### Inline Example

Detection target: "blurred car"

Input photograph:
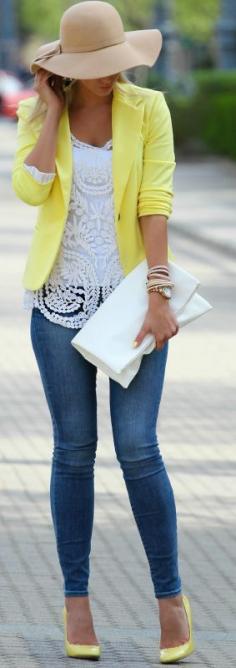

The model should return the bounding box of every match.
[0,70,36,119]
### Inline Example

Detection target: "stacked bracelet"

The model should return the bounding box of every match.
[146,264,175,293]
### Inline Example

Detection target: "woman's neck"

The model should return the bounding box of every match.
[70,82,113,111]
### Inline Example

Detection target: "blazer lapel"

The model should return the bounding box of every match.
[112,85,145,221]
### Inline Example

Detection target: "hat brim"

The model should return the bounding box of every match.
[30,29,162,79]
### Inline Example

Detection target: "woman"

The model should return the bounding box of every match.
[12,1,196,663]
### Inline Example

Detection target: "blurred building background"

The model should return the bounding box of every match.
[0,0,18,71]
[1,0,236,157]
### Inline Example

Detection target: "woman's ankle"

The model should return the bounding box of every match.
[157,593,183,608]
[65,595,90,611]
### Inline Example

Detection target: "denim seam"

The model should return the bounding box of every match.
[30,310,59,444]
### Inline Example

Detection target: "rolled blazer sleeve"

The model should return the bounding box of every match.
[12,101,55,206]
[138,92,176,219]
[23,163,56,183]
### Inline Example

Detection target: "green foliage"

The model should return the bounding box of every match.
[16,0,157,38]
[147,69,236,159]
[168,70,236,159]
[16,0,220,48]
[199,94,236,159]
[167,96,197,147]
[16,0,220,44]
[142,70,167,92]
[193,69,236,93]
[112,0,156,30]
[173,0,220,41]
[17,0,72,38]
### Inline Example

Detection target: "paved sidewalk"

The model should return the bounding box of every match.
[0,119,236,667]
[170,155,236,257]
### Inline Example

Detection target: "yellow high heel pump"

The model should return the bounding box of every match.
[160,594,196,664]
[63,606,101,659]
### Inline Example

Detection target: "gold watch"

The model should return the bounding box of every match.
[155,286,172,299]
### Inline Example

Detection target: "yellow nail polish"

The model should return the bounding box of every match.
[132,340,138,347]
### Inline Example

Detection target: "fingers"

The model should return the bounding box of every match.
[33,69,48,83]
[171,323,179,337]
[32,70,65,109]
[155,323,179,350]
[33,69,53,86]
[33,68,50,92]
[155,337,167,351]
[35,67,50,78]
[132,324,149,348]
[133,324,179,349]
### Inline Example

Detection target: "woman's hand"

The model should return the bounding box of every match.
[33,68,65,116]
[133,293,179,351]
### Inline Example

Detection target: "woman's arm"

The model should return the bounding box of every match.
[134,93,179,350]
[133,213,179,350]
[23,106,61,172]
[139,213,170,318]
[12,110,58,205]
[139,213,168,267]
[139,213,172,314]
[12,69,65,205]
[135,214,179,350]
[24,69,65,171]
[137,92,176,220]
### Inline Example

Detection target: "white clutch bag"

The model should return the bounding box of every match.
[71,260,213,388]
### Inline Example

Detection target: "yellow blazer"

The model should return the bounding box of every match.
[12,81,176,290]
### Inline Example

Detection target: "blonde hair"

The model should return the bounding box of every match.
[27,71,134,124]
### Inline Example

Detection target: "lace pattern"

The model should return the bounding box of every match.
[23,134,125,328]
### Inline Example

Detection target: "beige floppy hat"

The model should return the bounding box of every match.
[30,0,162,79]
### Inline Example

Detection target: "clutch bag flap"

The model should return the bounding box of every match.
[71,259,212,387]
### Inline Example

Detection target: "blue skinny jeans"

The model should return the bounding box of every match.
[30,306,182,600]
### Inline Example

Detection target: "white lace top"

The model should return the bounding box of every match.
[23,132,125,329]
